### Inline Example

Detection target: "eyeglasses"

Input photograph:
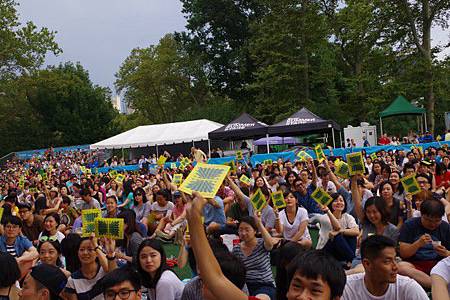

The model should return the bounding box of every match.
[5,225,19,230]
[104,289,137,300]
[39,235,58,242]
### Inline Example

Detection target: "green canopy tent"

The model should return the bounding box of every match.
[379,96,427,135]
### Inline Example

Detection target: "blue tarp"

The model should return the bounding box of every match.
[16,145,91,160]
[248,141,450,165]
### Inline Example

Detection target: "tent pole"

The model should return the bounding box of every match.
[424,113,428,132]
[207,139,211,159]
[266,134,270,154]
[156,145,159,157]
[121,148,124,161]
[417,116,420,132]
[380,117,383,136]
[339,131,343,148]
[332,128,336,148]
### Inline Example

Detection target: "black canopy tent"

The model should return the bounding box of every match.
[268,107,341,147]
[208,113,271,152]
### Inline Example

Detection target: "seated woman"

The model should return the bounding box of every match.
[320,193,359,265]
[63,235,116,300]
[274,191,312,249]
[38,212,65,243]
[227,176,276,233]
[37,238,71,277]
[154,191,186,240]
[232,214,276,299]
[136,239,184,300]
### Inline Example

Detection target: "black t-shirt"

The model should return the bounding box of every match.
[399,217,450,261]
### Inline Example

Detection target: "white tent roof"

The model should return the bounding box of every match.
[90,119,223,150]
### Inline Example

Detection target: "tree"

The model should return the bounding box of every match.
[26,63,118,146]
[0,0,61,80]
[115,34,228,124]
[247,0,338,123]
[389,0,450,132]
[175,0,265,102]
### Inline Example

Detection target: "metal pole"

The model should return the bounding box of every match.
[340,131,343,148]
[424,113,428,132]
[207,139,211,159]
[121,148,124,160]
[156,145,159,157]
[266,134,270,154]
[380,117,383,136]
[332,128,336,148]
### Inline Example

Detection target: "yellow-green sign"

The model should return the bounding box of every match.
[250,188,267,212]
[311,187,333,207]
[179,163,230,198]
[346,152,365,175]
[271,191,286,209]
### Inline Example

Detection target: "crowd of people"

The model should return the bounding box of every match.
[0,143,449,300]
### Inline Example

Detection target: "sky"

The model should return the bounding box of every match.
[16,0,187,91]
[16,1,450,93]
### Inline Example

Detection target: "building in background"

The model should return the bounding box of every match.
[111,95,133,114]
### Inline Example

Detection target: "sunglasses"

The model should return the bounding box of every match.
[39,235,58,242]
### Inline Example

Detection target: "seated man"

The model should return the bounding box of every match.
[343,235,428,300]
[202,195,227,236]
[0,216,38,269]
[101,266,142,300]
[398,198,450,288]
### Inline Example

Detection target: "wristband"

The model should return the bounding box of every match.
[106,254,116,261]
[95,246,101,252]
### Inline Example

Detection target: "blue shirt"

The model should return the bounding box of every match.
[399,217,450,261]
[203,196,226,226]
[0,235,33,257]
[294,184,322,214]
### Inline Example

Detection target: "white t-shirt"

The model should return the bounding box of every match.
[430,256,450,293]
[150,202,174,217]
[143,270,184,300]
[279,207,310,241]
[342,273,428,300]
[317,179,337,194]
[38,231,65,243]
[338,213,358,230]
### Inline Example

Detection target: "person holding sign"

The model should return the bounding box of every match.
[226,176,276,233]
[63,234,117,300]
[232,213,276,299]
[274,191,312,249]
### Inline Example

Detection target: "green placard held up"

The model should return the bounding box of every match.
[400,173,421,195]
[239,174,251,186]
[311,187,333,207]
[334,160,350,179]
[314,145,326,163]
[271,191,286,209]
[263,159,273,166]
[172,174,183,185]
[236,150,244,161]
[346,152,366,176]
[250,188,267,212]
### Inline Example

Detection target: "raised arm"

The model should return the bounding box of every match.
[351,175,364,223]
[309,158,318,187]
[226,176,246,203]
[325,159,342,190]
[254,212,275,251]
[186,192,248,300]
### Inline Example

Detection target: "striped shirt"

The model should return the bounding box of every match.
[6,244,17,257]
[64,264,105,300]
[232,238,274,286]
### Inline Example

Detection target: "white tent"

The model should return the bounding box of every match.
[90,119,223,150]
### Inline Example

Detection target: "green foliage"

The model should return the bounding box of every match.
[26,63,118,146]
[0,0,61,80]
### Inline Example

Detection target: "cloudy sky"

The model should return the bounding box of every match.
[17,0,187,91]
[16,1,449,92]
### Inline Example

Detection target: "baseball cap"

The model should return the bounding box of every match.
[30,264,67,299]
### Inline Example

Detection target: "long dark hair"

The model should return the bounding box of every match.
[60,233,82,273]
[41,212,61,236]
[251,176,270,197]
[133,187,148,206]
[117,210,142,248]
[37,240,63,267]
[137,239,176,289]
[364,196,390,225]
